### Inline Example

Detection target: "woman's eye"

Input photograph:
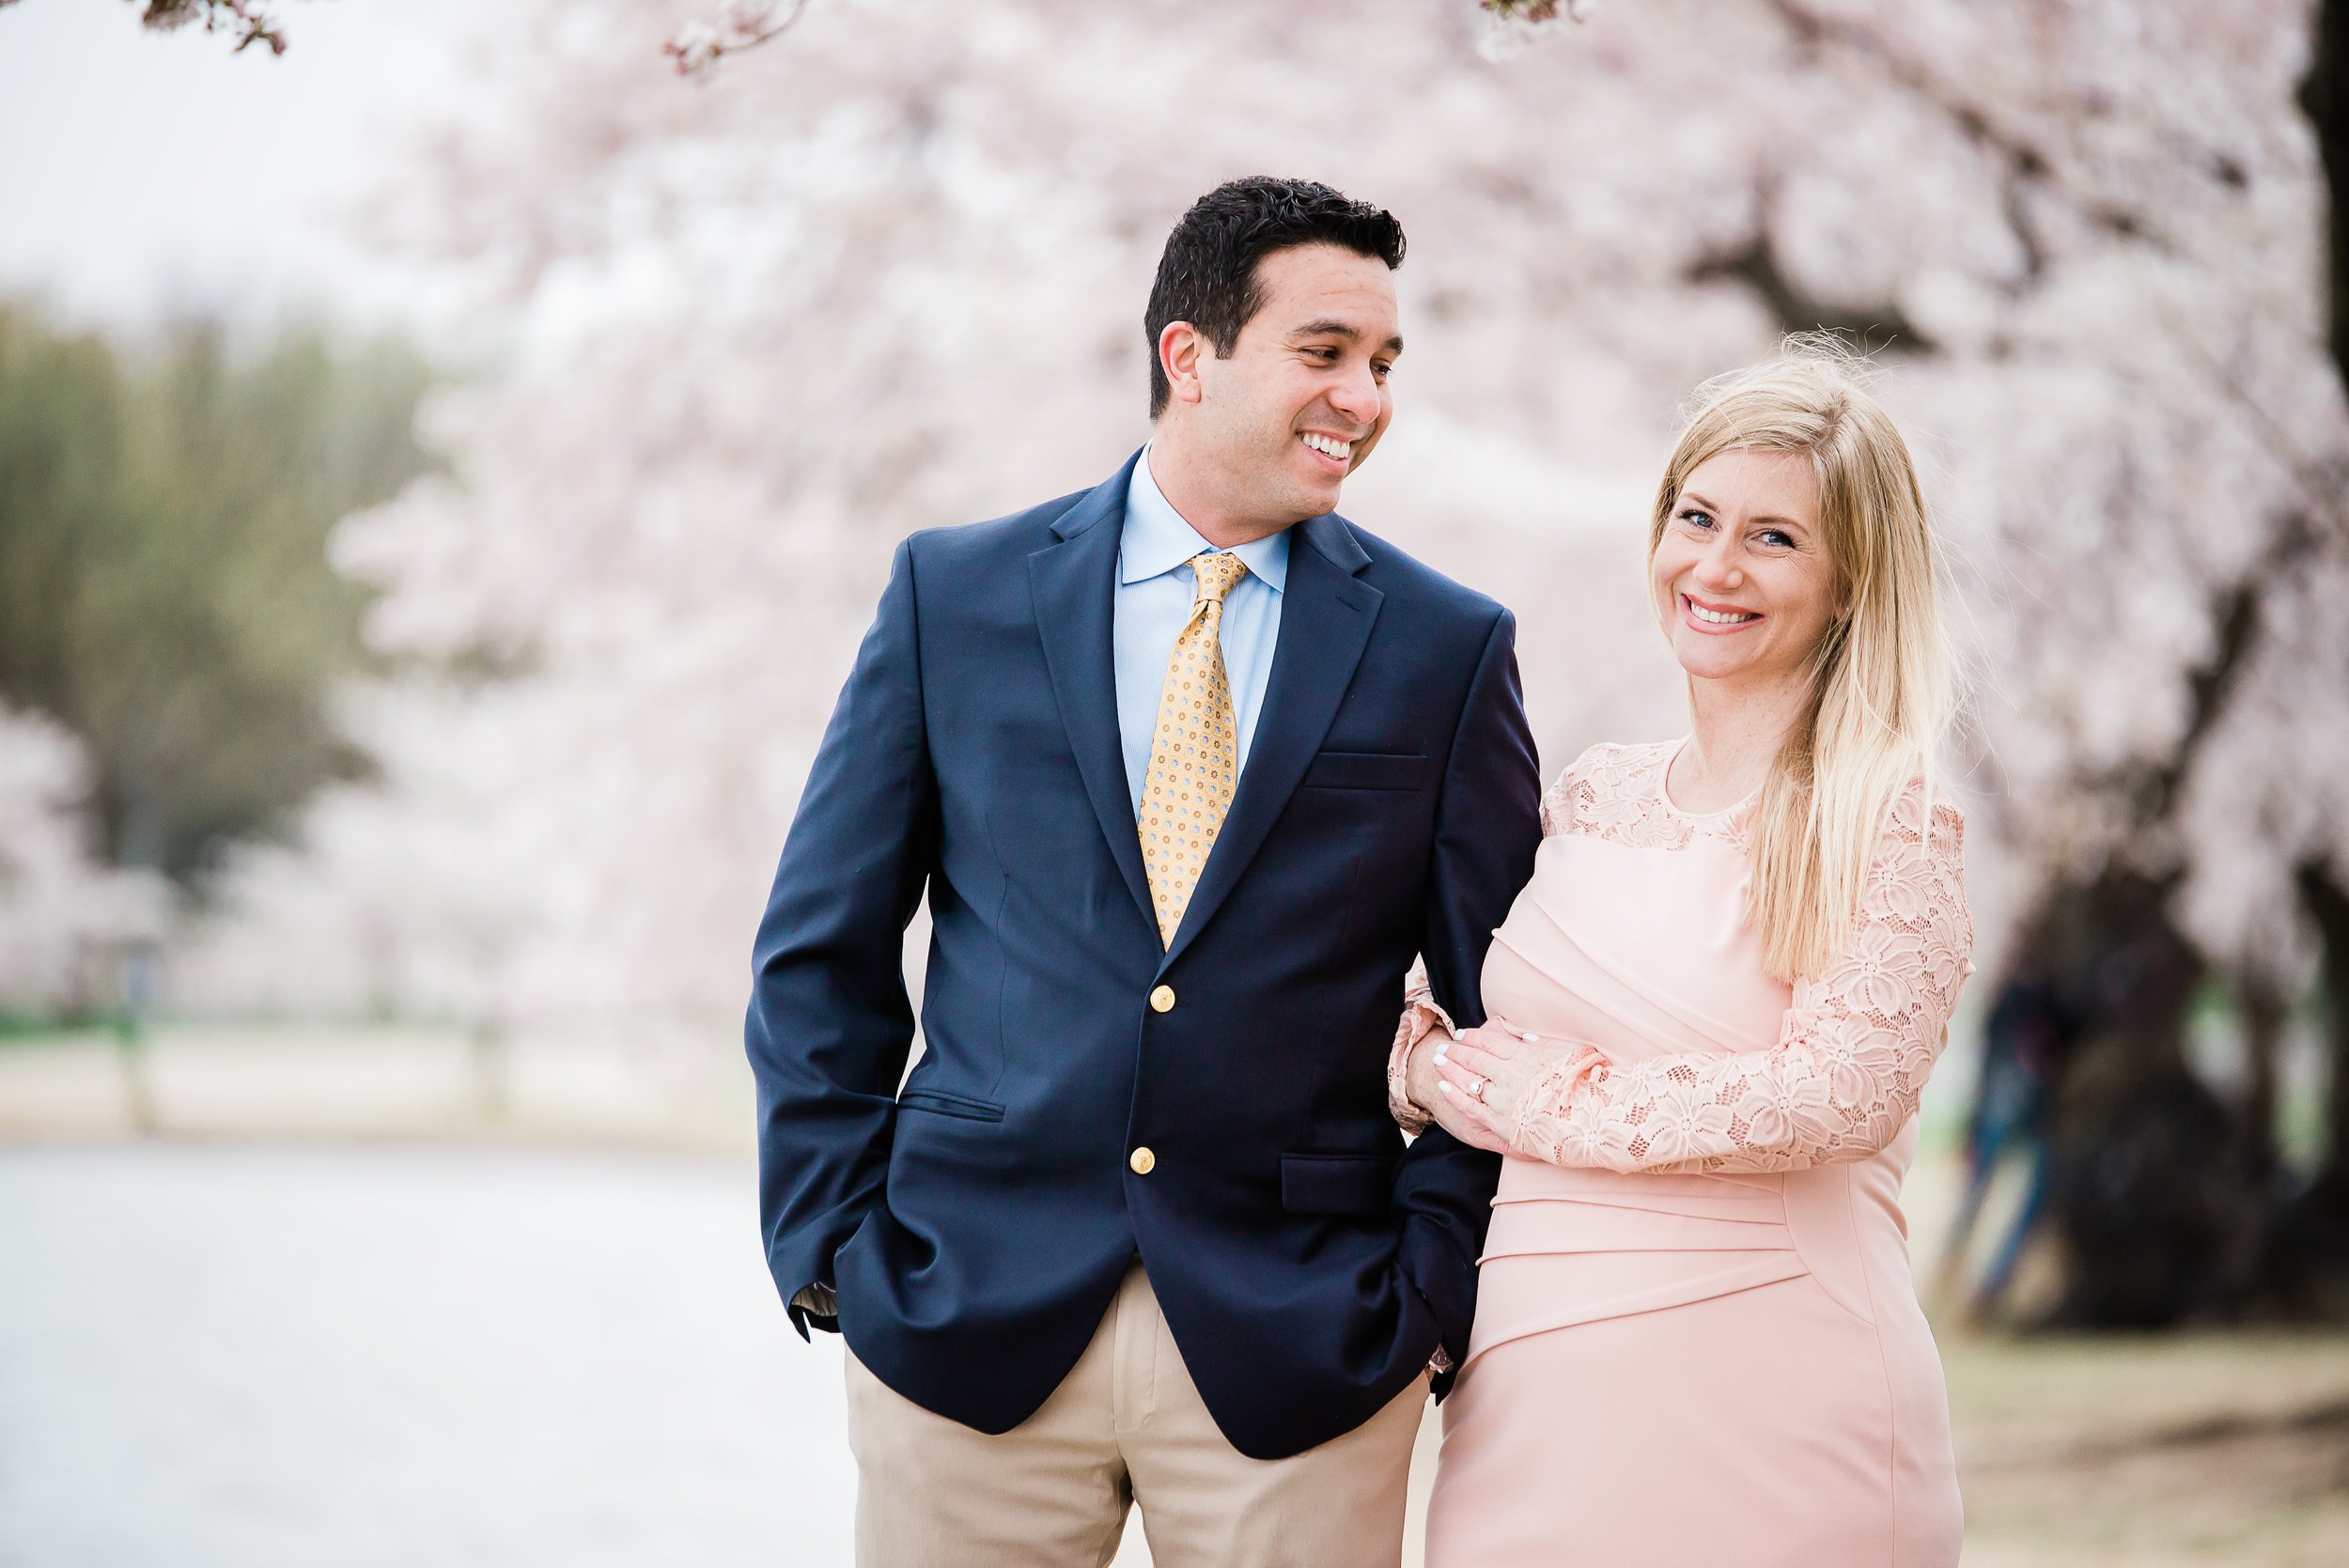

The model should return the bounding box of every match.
[1678,508,1714,530]
[1757,528,1795,549]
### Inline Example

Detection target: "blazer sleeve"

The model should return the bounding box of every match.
[746,538,940,1337]
[1390,607,1543,1383]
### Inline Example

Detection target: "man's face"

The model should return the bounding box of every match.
[1190,243,1401,523]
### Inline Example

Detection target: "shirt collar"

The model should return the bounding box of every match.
[1120,444,1290,593]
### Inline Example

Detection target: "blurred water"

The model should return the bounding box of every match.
[0,1143,857,1568]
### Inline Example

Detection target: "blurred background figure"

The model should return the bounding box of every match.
[4,1,2349,1564]
[1937,946,2071,1326]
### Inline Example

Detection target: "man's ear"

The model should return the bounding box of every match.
[1159,321,1210,408]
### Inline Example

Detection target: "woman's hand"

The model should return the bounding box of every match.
[1406,1030,1508,1153]
[1429,1021,1572,1155]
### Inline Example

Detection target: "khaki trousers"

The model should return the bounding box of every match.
[844,1262,1427,1568]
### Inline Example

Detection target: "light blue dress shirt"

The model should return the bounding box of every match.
[1113,446,1289,815]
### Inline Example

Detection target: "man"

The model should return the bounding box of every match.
[748,176,1542,1567]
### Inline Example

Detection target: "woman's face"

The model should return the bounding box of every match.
[1650,447,1840,689]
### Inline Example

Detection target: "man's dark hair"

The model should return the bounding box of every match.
[1143,176,1407,418]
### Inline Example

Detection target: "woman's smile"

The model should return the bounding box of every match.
[1679,593,1764,633]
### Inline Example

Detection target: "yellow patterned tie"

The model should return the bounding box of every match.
[1140,551,1251,947]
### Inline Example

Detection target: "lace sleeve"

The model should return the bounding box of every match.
[1509,786,1974,1174]
[1386,962,1455,1134]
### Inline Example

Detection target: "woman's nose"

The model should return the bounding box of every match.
[1693,539,1744,589]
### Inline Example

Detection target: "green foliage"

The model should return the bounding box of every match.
[0,303,433,886]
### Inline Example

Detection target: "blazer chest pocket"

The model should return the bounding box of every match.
[1299,751,1429,792]
[1281,1153,1395,1217]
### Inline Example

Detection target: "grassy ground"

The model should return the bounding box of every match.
[1947,1329,2349,1566]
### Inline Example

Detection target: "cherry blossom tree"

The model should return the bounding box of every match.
[173,0,2347,1302]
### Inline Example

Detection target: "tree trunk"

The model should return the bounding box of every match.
[2269,862,2349,1312]
[2031,869,2264,1325]
[2236,970,2287,1182]
[2298,863,2349,1204]
[2303,0,2349,393]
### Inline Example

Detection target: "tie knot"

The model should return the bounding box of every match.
[1190,551,1249,605]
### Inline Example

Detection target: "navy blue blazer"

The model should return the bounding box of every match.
[747,451,1542,1460]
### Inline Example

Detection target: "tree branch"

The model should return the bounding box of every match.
[133,0,288,55]
[664,0,810,78]
[2304,0,2349,396]
[1687,217,1937,352]
[1761,0,2177,280]
[0,0,291,54]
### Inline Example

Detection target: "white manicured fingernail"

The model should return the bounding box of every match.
[1438,1081,1455,1097]
[1433,1046,1448,1063]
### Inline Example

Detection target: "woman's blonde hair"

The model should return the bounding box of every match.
[1649,342,1954,983]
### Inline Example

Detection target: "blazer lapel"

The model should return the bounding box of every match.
[1160,511,1381,971]
[1028,454,1158,934]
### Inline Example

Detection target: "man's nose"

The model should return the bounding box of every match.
[1326,365,1380,428]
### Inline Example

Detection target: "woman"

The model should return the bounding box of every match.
[1391,349,1972,1565]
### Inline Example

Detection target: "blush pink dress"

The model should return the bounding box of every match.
[1396,740,1972,1567]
